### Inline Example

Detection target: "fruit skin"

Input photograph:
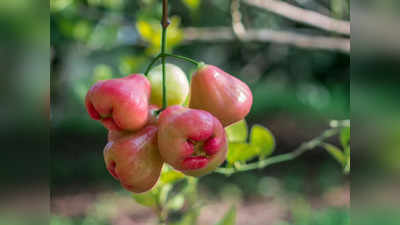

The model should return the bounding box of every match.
[148,63,189,107]
[85,74,151,131]
[158,106,227,177]
[108,105,159,142]
[189,65,253,127]
[104,125,163,193]
[147,104,160,125]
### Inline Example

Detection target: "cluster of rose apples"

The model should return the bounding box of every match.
[85,63,253,193]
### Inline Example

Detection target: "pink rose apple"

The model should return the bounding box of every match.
[85,74,150,131]
[104,125,163,193]
[189,65,253,127]
[158,106,227,176]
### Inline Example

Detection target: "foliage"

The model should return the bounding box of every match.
[225,120,275,165]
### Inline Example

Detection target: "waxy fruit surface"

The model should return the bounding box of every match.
[189,65,253,127]
[157,106,227,177]
[104,125,163,193]
[85,74,151,131]
[148,63,189,107]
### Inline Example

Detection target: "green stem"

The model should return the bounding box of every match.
[144,54,201,76]
[163,53,201,66]
[144,53,163,76]
[215,128,340,175]
[161,29,167,109]
[160,0,169,110]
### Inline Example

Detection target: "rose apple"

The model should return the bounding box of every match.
[148,63,189,107]
[189,65,253,127]
[157,106,227,176]
[104,125,163,193]
[108,105,159,142]
[85,74,150,131]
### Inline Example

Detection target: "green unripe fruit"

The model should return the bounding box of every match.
[148,63,189,107]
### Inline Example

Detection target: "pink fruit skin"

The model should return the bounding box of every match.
[189,65,253,127]
[108,105,160,142]
[85,74,151,131]
[104,125,163,193]
[158,106,228,177]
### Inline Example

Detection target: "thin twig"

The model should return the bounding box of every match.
[161,0,170,28]
[182,27,350,53]
[215,128,340,175]
[244,0,350,35]
[161,0,169,110]
[144,53,162,75]
[231,0,247,40]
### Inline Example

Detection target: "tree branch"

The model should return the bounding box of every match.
[244,0,350,35]
[215,128,340,175]
[231,0,246,40]
[161,0,170,28]
[182,27,350,53]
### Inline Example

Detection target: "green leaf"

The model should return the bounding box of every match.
[166,193,185,211]
[340,127,350,149]
[343,144,351,174]
[215,206,236,225]
[182,0,201,11]
[321,143,346,166]
[250,125,275,158]
[344,156,351,174]
[160,165,186,184]
[227,142,259,164]
[159,184,173,205]
[225,120,248,142]
[173,209,199,225]
[92,64,112,84]
[132,188,159,207]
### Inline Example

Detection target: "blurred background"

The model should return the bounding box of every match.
[50,0,350,224]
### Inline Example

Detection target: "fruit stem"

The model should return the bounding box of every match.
[144,53,162,76]
[163,53,201,66]
[215,127,341,175]
[161,0,169,110]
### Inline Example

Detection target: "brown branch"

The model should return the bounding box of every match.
[182,27,350,53]
[231,0,246,40]
[161,0,170,28]
[244,0,350,35]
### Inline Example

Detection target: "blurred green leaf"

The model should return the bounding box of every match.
[250,125,275,158]
[321,143,346,166]
[225,120,248,142]
[340,127,350,149]
[136,16,183,55]
[215,206,236,225]
[50,0,73,12]
[182,0,201,11]
[73,21,92,42]
[160,165,186,184]
[159,183,173,205]
[119,56,147,75]
[166,193,185,211]
[132,188,159,207]
[344,144,351,174]
[92,64,113,84]
[227,142,259,164]
[173,209,199,225]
